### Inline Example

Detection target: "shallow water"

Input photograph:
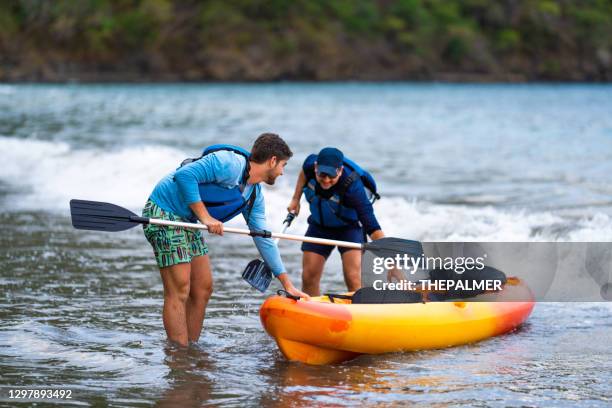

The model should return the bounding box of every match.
[1,83,611,406]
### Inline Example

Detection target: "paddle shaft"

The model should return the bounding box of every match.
[70,200,423,256]
[145,217,363,249]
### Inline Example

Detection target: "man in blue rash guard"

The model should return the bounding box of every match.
[287,147,385,296]
[143,133,308,347]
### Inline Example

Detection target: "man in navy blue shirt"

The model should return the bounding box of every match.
[288,147,385,295]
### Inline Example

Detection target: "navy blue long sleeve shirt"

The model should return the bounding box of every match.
[303,155,381,234]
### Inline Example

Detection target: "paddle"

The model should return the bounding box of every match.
[242,212,296,293]
[70,199,422,258]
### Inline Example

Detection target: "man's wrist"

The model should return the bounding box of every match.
[277,272,291,287]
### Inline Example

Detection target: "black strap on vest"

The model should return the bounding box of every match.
[332,171,360,225]
[243,185,257,224]
[336,171,359,197]
[240,160,258,224]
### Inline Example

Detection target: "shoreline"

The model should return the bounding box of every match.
[2,77,611,85]
[1,73,609,84]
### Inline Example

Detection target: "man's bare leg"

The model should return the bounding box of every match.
[186,255,213,342]
[341,249,362,292]
[160,263,191,346]
[302,251,327,296]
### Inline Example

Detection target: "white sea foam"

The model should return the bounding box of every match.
[2,136,611,242]
[1,136,183,213]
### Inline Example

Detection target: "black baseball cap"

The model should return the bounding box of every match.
[316,147,344,177]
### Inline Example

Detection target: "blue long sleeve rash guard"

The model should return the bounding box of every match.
[150,150,286,276]
[303,155,382,234]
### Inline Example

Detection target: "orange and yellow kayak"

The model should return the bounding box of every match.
[260,279,534,365]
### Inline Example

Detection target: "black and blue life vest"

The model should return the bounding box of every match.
[303,154,380,228]
[177,144,257,223]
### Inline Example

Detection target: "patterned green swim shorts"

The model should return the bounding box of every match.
[142,199,209,268]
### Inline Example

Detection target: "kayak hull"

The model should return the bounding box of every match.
[260,281,534,365]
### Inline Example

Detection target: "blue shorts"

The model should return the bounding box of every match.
[301,223,364,259]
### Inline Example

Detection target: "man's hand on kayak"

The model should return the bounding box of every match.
[286,285,310,300]
[278,273,310,300]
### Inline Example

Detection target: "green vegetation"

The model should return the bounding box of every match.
[1,0,611,81]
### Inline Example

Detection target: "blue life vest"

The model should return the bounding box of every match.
[303,155,380,228]
[178,144,256,223]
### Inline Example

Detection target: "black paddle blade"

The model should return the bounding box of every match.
[70,199,143,232]
[363,238,423,258]
[242,259,272,293]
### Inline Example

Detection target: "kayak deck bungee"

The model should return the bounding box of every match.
[260,279,534,365]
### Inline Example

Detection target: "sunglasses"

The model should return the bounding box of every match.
[316,170,341,180]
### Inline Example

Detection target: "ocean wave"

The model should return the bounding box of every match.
[0,136,184,213]
[1,136,611,242]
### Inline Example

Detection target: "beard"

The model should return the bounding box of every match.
[264,169,278,185]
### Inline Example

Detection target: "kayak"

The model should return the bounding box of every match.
[260,278,534,365]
